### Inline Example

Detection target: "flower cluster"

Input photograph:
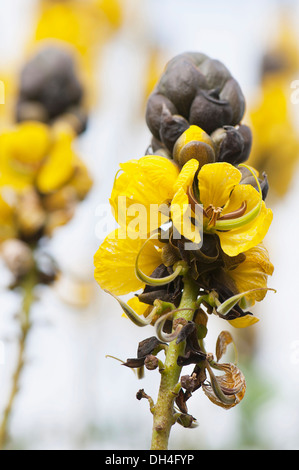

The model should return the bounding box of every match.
[0,120,92,283]
[0,0,123,450]
[248,13,299,198]
[94,51,275,439]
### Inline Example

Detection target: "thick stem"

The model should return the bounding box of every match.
[150,276,199,450]
[0,269,37,450]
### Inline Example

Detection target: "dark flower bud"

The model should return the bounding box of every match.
[1,239,34,279]
[17,45,84,123]
[220,78,245,125]
[145,52,246,154]
[159,105,189,153]
[211,124,252,165]
[35,252,59,285]
[177,413,196,428]
[16,100,49,123]
[158,56,208,117]
[189,89,233,134]
[144,354,159,370]
[146,93,178,141]
[198,57,231,89]
[240,167,269,200]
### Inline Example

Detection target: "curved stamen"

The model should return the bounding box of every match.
[155,308,194,342]
[214,165,262,231]
[135,235,187,286]
[217,201,247,221]
[216,287,276,317]
[104,290,157,327]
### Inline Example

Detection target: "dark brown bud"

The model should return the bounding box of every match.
[159,105,189,153]
[158,56,208,117]
[1,239,34,279]
[189,90,233,135]
[16,100,49,123]
[18,45,84,120]
[211,124,252,165]
[144,355,159,370]
[145,52,246,154]
[145,93,177,141]
[177,413,196,428]
[220,78,245,124]
[240,167,269,200]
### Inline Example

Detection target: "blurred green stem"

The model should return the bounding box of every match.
[150,276,198,450]
[0,269,37,450]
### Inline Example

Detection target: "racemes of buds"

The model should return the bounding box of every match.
[146,52,246,157]
[16,45,87,135]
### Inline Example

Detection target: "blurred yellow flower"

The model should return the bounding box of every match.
[248,13,299,198]
[35,0,123,57]
[0,121,92,238]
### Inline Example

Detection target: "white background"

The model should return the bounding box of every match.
[0,0,299,450]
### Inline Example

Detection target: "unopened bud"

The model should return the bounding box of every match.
[144,354,159,370]
[1,239,34,279]
[173,125,215,167]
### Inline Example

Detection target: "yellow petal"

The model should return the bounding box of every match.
[227,244,274,303]
[127,296,152,317]
[36,128,76,193]
[0,123,50,190]
[197,162,242,209]
[8,122,50,167]
[174,158,199,193]
[95,0,123,29]
[229,315,259,328]
[94,229,163,296]
[221,183,260,216]
[110,155,179,234]
[218,202,273,256]
[171,187,201,245]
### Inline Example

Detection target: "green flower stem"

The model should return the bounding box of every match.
[150,275,199,450]
[0,268,37,450]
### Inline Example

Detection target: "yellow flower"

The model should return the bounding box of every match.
[247,13,299,198]
[34,0,122,69]
[248,75,299,197]
[0,121,51,190]
[110,153,272,257]
[94,229,163,296]
[0,121,87,195]
[36,125,77,194]
[197,162,273,257]
[0,121,92,238]
[226,244,274,328]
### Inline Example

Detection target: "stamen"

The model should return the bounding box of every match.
[214,165,263,231]
[104,290,157,327]
[135,234,188,286]
[203,204,223,227]
[217,201,247,221]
